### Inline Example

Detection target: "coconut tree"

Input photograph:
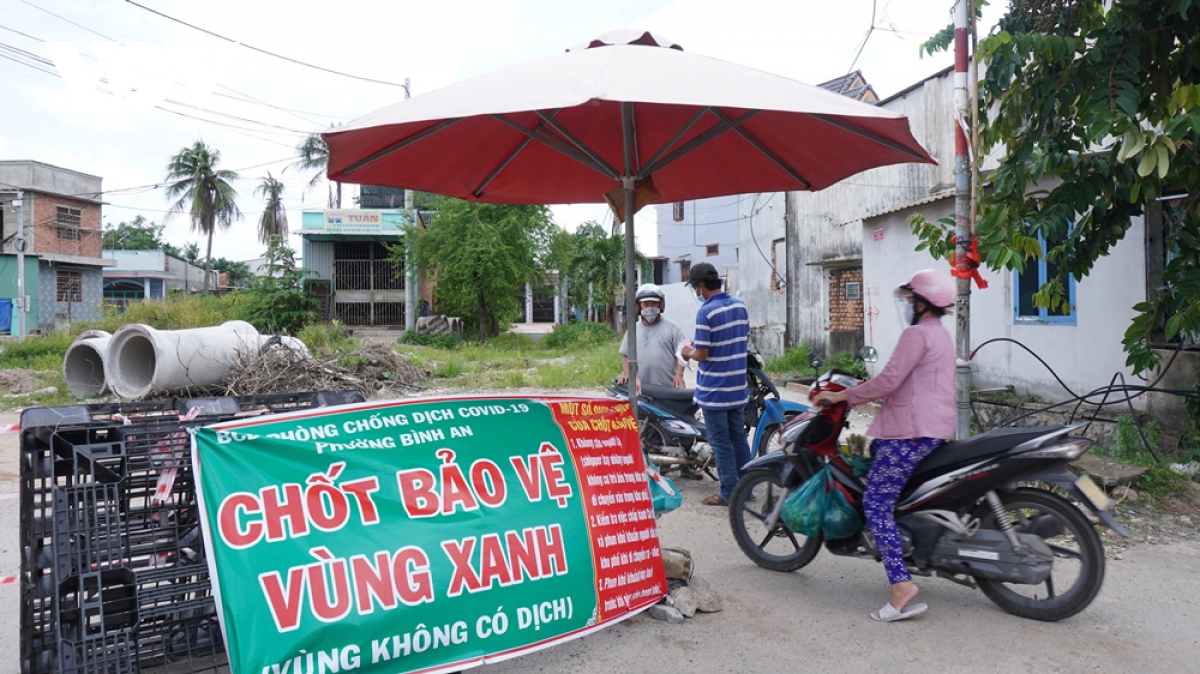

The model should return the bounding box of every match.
[255,172,288,246]
[290,132,340,208]
[164,141,241,292]
[569,221,650,329]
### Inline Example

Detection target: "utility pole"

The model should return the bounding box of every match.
[953,0,973,439]
[402,78,419,334]
[14,191,26,342]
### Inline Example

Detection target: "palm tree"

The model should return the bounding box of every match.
[181,242,201,262]
[165,141,241,292]
[255,172,288,246]
[289,132,340,208]
[569,221,650,329]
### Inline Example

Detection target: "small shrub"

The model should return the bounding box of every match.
[0,332,74,370]
[765,343,813,376]
[432,360,464,378]
[542,322,616,350]
[827,351,870,380]
[399,330,462,350]
[297,321,354,352]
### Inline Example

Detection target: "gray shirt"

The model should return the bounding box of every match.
[619,317,687,387]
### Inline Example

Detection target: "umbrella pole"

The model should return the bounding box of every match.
[623,176,638,405]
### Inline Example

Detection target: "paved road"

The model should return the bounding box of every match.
[2,405,1198,674]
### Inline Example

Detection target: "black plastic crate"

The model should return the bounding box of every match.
[20,391,365,674]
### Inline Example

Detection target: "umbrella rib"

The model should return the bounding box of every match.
[341,118,463,177]
[472,133,535,199]
[711,109,811,189]
[536,110,620,178]
[641,107,710,174]
[807,113,930,161]
[492,114,617,179]
[638,110,760,178]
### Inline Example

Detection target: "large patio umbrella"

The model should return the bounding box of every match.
[325,29,934,401]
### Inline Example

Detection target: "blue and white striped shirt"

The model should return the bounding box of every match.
[693,292,750,410]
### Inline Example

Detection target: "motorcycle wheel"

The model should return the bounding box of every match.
[751,413,800,459]
[729,468,822,572]
[970,487,1106,622]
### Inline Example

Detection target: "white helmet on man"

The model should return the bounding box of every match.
[634,283,666,312]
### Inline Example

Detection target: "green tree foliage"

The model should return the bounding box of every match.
[165,140,241,292]
[568,221,650,328]
[914,1,1200,390]
[102,215,165,250]
[406,198,556,343]
[255,172,289,245]
[211,257,253,288]
[289,132,339,208]
[238,236,316,333]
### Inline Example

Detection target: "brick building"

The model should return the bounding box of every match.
[0,160,113,333]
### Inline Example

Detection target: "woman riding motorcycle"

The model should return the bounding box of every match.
[812,269,956,622]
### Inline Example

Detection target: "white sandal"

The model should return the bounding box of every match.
[870,602,928,622]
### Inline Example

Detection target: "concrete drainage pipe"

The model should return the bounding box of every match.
[104,320,307,399]
[62,330,113,398]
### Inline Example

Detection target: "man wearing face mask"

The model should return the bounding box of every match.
[617,283,687,389]
[680,262,752,506]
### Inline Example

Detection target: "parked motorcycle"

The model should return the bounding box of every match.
[729,363,1128,621]
[607,381,715,478]
[746,347,811,458]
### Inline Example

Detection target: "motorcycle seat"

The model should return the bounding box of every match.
[640,384,695,402]
[909,426,1070,482]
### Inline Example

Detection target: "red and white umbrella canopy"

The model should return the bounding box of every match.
[325,29,934,204]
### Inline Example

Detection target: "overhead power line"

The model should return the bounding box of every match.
[123,0,411,90]
[2,15,341,126]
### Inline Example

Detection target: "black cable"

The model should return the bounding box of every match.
[123,0,410,89]
[970,338,1196,463]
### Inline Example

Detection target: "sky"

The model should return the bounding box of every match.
[0,0,1002,262]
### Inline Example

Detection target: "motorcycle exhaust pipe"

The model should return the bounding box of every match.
[648,453,697,469]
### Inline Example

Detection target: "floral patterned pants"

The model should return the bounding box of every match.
[864,438,943,584]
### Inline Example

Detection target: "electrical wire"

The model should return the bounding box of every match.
[969,338,1198,463]
[0,20,339,127]
[122,0,410,90]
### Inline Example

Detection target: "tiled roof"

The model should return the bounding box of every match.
[817,70,878,103]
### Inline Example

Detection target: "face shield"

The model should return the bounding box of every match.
[894,283,916,329]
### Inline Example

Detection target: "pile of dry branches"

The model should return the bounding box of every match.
[222,342,430,398]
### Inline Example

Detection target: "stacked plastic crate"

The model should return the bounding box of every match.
[19,391,364,674]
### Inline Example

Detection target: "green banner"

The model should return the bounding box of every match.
[193,395,667,674]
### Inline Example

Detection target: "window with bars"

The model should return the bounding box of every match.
[679,260,691,283]
[55,206,82,241]
[1014,229,1076,324]
[57,269,83,302]
[706,243,719,256]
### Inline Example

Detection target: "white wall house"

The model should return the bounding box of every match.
[654,196,742,285]
[863,197,1147,403]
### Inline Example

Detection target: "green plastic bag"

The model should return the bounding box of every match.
[822,481,865,540]
[647,466,683,515]
[781,465,831,537]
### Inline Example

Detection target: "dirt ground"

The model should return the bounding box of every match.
[2,386,1199,673]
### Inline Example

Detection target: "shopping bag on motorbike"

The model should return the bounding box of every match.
[822,481,865,540]
[781,465,832,537]
[647,465,683,515]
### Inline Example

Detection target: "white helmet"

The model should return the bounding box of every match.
[635,283,666,312]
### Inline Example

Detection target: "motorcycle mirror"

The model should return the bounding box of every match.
[857,346,878,363]
[807,353,825,371]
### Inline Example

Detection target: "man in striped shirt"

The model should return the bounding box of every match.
[680,262,751,506]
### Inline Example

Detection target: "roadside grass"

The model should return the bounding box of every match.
[1102,415,1200,501]
[397,322,621,392]
[764,343,813,377]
